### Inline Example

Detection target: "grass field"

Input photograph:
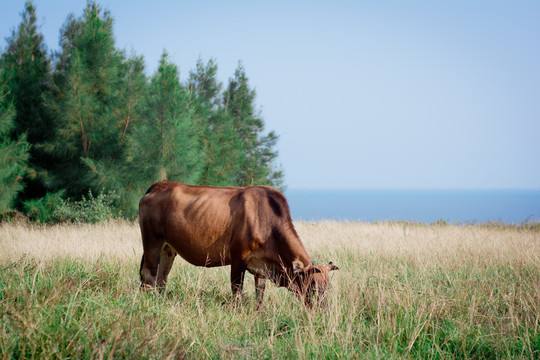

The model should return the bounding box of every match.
[1,220,539,359]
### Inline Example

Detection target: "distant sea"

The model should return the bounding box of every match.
[284,189,540,224]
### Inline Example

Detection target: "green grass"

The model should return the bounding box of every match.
[0,221,539,359]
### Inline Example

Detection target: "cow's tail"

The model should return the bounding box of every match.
[139,254,145,285]
[144,183,159,195]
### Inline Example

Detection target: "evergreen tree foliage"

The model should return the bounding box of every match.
[1,1,55,204]
[223,63,284,189]
[81,54,147,216]
[47,1,145,200]
[22,190,64,223]
[115,55,147,146]
[129,51,201,188]
[0,66,30,215]
[188,58,222,109]
[189,58,243,186]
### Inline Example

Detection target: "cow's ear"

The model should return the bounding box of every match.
[328,261,339,271]
[307,266,322,274]
[292,259,304,274]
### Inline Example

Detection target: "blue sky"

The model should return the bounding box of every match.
[2,1,539,189]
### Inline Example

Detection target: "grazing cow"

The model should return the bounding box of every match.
[139,181,338,307]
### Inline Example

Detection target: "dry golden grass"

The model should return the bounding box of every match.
[296,221,540,268]
[0,220,140,262]
[2,220,537,267]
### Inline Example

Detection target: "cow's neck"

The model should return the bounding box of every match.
[288,239,311,266]
[276,227,311,267]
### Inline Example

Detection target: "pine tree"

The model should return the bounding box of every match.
[188,58,222,110]
[129,51,201,189]
[0,65,30,215]
[223,63,284,189]
[188,58,243,186]
[47,1,144,200]
[1,1,55,203]
[115,55,147,146]
[81,54,148,216]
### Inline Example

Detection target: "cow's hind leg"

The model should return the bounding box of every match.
[140,245,161,290]
[156,243,176,290]
[139,220,163,290]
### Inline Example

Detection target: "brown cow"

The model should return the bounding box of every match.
[139,181,338,307]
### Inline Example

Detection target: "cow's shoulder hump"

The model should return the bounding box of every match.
[240,186,290,219]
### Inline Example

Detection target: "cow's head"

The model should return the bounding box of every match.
[292,259,339,307]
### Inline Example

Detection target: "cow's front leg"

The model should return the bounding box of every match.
[255,274,266,310]
[230,260,246,304]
